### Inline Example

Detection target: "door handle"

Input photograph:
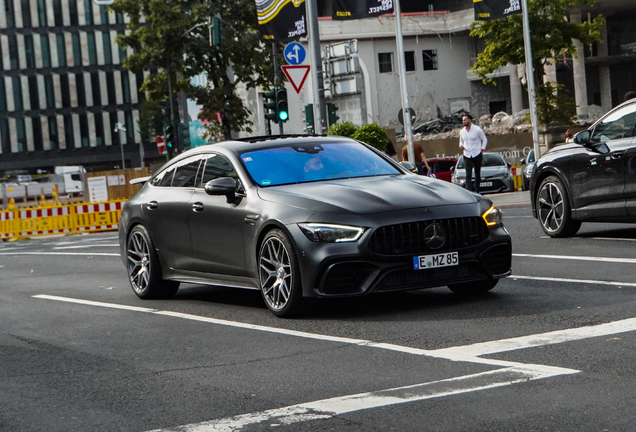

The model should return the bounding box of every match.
[192,202,204,212]
[611,151,624,160]
[146,201,158,210]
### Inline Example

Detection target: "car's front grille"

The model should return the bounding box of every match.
[368,217,489,256]
[375,262,485,292]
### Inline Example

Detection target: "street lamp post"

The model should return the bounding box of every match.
[114,122,127,169]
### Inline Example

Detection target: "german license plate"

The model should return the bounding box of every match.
[480,181,492,187]
[413,252,459,270]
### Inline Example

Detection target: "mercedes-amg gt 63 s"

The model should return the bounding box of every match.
[119,135,512,317]
[531,99,636,237]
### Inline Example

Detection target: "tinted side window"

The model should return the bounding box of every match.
[172,156,202,187]
[157,166,176,187]
[591,103,636,142]
[200,154,237,186]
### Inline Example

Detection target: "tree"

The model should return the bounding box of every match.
[111,0,279,139]
[470,0,604,125]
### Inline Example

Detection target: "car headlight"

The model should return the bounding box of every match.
[298,223,366,243]
[482,205,503,227]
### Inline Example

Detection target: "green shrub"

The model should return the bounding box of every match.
[326,121,358,138]
[352,123,389,152]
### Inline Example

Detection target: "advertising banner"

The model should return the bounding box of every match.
[332,0,393,20]
[256,0,307,42]
[473,0,521,21]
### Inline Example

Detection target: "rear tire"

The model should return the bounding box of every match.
[536,176,581,238]
[448,278,498,295]
[258,229,304,318]
[126,225,179,299]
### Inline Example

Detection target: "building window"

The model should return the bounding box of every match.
[0,79,5,112]
[378,52,392,73]
[4,0,15,28]
[72,33,82,67]
[91,72,101,105]
[422,49,438,70]
[40,35,51,68]
[87,32,97,65]
[79,114,89,147]
[8,36,19,70]
[44,75,55,109]
[25,36,36,69]
[21,0,32,27]
[12,77,23,111]
[64,115,74,147]
[60,74,70,108]
[1,119,10,153]
[56,34,66,67]
[106,72,116,105]
[48,116,58,149]
[69,0,79,26]
[37,0,47,27]
[95,113,104,146]
[122,72,131,103]
[102,33,112,64]
[99,6,108,24]
[16,118,26,152]
[125,111,134,143]
[83,0,94,25]
[28,76,39,110]
[75,73,86,107]
[33,118,43,151]
[52,0,63,27]
[404,51,415,71]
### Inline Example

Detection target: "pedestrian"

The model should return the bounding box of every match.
[459,114,488,193]
[564,128,574,143]
[401,141,431,175]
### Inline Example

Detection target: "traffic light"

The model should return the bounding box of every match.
[327,103,339,126]
[178,123,190,150]
[164,124,176,157]
[304,104,314,134]
[263,89,278,123]
[276,86,288,123]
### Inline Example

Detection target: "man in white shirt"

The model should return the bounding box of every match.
[459,114,488,193]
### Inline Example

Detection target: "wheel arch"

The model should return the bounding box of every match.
[531,167,573,212]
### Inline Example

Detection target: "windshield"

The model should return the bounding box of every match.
[240,142,401,187]
[456,153,505,169]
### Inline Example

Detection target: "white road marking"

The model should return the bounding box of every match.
[145,365,576,432]
[540,236,636,241]
[511,275,636,288]
[36,295,636,432]
[513,253,636,264]
[53,244,120,249]
[0,252,119,256]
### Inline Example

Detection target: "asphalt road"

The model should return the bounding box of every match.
[2,201,636,432]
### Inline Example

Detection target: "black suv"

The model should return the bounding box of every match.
[530,99,636,237]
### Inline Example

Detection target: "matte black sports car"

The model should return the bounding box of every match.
[119,136,512,317]
[531,99,636,237]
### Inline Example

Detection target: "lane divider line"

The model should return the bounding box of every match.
[511,275,636,288]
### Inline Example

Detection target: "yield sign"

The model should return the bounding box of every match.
[281,65,310,94]
[156,135,166,154]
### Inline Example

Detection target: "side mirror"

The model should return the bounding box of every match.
[574,130,590,144]
[520,158,526,165]
[205,177,238,203]
[400,161,417,173]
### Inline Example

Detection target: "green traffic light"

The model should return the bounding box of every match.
[278,110,288,121]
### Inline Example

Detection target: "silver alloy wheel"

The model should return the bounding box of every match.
[537,181,564,233]
[127,230,151,294]
[259,236,292,311]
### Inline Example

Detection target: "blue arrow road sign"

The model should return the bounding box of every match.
[284,42,306,66]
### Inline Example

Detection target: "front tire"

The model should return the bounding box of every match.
[126,225,179,299]
[258,229,303,318]
[448,278,498,295]
[536,176,581,238]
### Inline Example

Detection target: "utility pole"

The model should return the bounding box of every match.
[394,0,415,163]
[306,0,326,134]
[521,0,541,159]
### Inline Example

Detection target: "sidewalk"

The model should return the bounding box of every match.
[487,190,531,209]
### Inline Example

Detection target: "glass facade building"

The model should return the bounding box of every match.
[0,0,152,172]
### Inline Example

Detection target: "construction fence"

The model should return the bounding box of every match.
[1,200,126,240]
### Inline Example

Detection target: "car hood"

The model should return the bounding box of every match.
[256,175,479,215]
[456,166,509,178]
